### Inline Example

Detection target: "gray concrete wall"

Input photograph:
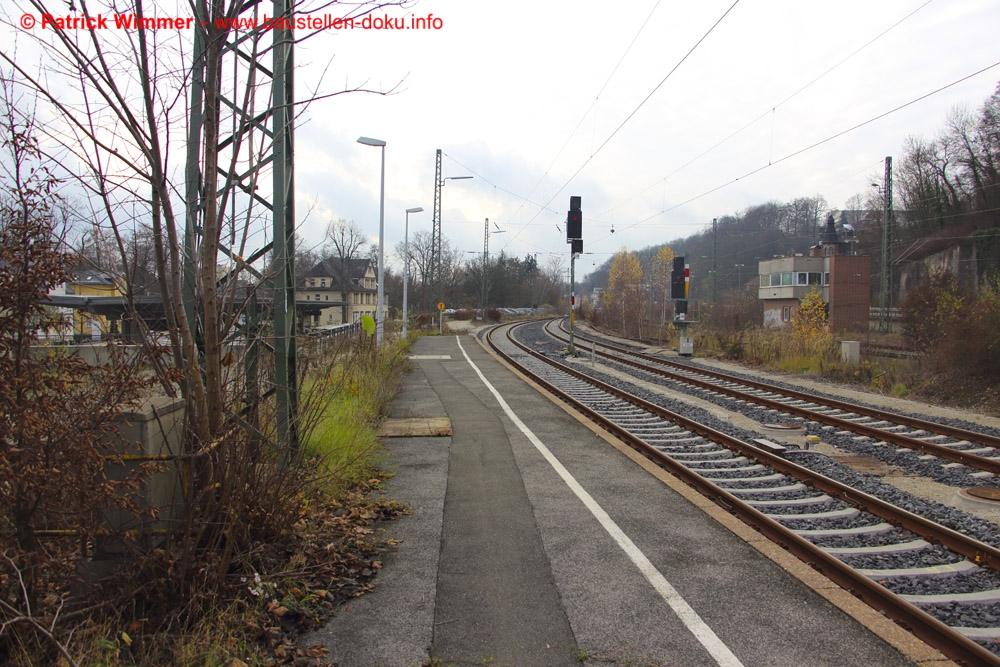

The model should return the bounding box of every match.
[100,395,186,553]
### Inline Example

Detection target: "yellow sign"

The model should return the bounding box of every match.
[437,302,445,310]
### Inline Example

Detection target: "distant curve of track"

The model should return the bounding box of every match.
[549,319,1000,476]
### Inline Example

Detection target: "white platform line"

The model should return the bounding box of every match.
[456,337,744,667]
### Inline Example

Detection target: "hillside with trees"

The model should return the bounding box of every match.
[583,81,1000,306]
[581,81,1000,411]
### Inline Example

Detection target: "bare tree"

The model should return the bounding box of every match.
[394,228,434,310]
[4,0,409,434]
[0,1,410,634]
[540,254,566,307]
[324,218,371,284]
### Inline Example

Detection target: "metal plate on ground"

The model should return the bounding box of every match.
[409,355,452,360]
[966,487,1000,502]
[378,417,452,438]
[762,423,806,431]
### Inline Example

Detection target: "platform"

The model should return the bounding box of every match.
[305,332,943,666]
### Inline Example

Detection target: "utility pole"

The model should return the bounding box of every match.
[712,218,718,304]
[481,218,489,318]
[430,149,443,321]
[428,151,472,322]
[183,0,299,457]
[879,156,893,333]
[570,253,576,352]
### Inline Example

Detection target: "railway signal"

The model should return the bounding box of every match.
[567,196,582,355]
[671,256,694,355]
[567,196,582,243]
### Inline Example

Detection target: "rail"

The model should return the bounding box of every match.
[486,321,1000,666]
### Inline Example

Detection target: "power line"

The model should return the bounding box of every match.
[539,0,742,212]
[498,1,664,246]
[593,0,934,221]
[476,0,927,255]
[596,59,1000,248]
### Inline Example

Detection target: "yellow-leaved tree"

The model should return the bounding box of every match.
[793,288,829,339]
[603,249,644,338]
[650,246,675,338]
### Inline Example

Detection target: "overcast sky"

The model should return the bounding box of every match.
[289,0,1000,277]
[3,0,998,279]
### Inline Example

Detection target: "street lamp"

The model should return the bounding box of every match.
[402,206,423,339]
[358,136,386,345]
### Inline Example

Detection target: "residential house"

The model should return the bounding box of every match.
[298,257,385,328]
[65,266,124,339]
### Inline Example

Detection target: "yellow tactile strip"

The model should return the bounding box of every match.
[378,417,452,438]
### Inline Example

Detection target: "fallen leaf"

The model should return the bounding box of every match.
[305,644,330,657]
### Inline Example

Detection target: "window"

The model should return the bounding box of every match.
[808,272,822,285]
[325,295,329,301]
[760,274,770,288]
[781,272,792,286]
[315,294,320,301]
[795,272,808,286]
[309,279,315,287]
[305,295,310,300]
[824,272,830,285]
[320,278,326,287]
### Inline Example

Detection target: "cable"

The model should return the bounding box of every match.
[595,59,1000,247]
[442,152,562,218]
[544,0,742,207]
[501,0,664,228]
[594,0,935,220]
[496,0,741,254]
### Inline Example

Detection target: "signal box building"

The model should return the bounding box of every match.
[757,216,871,333]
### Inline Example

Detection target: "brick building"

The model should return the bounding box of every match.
[757,216,871,333]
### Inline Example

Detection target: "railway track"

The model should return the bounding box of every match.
[548,319,1000,479]
[862,342,922,359]
[485,320,1000,666]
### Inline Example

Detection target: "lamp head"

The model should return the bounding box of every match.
[357,136,386,147]
[406,207,424,214]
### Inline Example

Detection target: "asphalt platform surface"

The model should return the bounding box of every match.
[305,332,923,667]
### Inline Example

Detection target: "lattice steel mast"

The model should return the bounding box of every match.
[430,148,443,313]
[184,0,298,455]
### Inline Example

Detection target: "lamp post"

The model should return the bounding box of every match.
[402,206,423,339]
[358,136,386,345]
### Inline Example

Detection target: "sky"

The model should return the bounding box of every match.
[3,0,999,282]
[288,0,1000,278]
